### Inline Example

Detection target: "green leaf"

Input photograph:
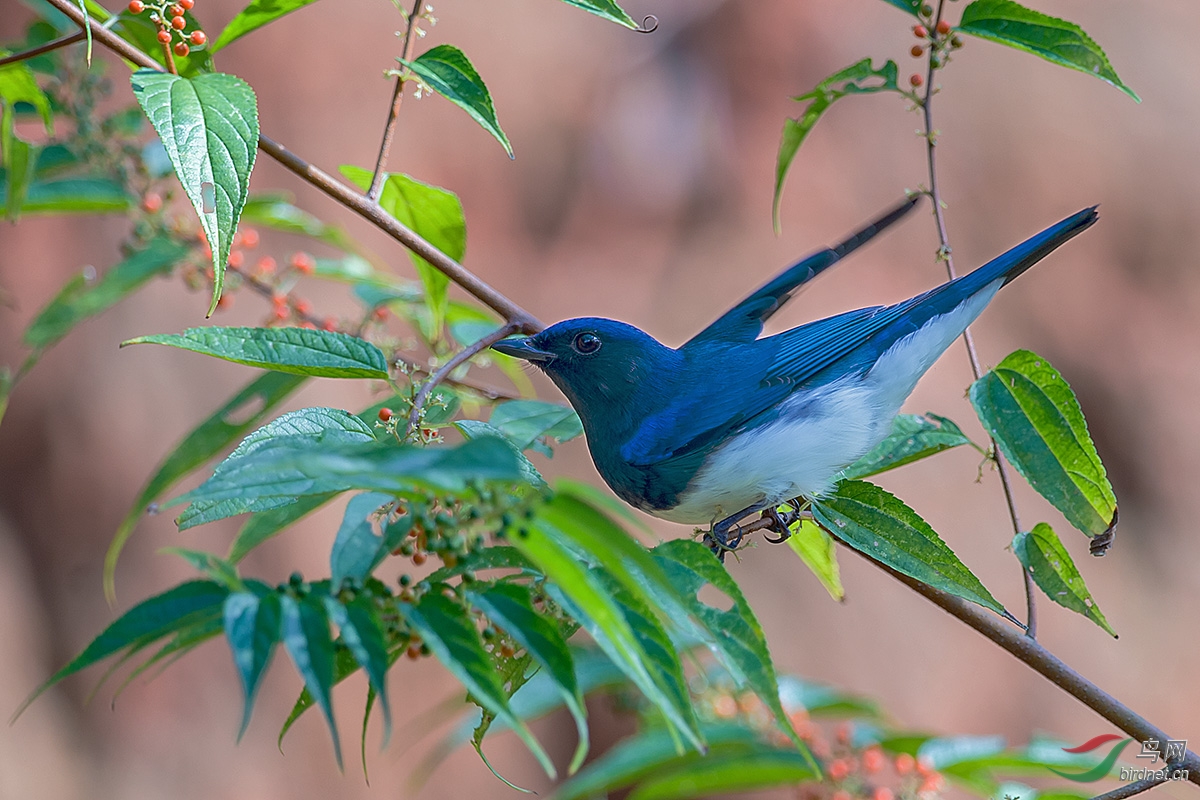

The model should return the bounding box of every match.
[24,239,190,350]
[628,748,818,800]
[813,481,1009,617]
[162,547,245,591]
[280,593,342,767]
[556,0,638,28]
[228,493,336,563]
[0,50,53,133]
[455,420,548,489]
[106,372,306,601]
[878,0,920,16]
[130,70,260,315]
[96,3,214,77]
[488,400,583,453]
[775,59,900,231]
[324,595,393,743]
[1013,523,1115,636]
[396,45,512,157]
[785,519,844,601]
[342,167,466,338]
[329,492,392,586]
[14,581,229,720]
[403,591,556,778]
[843,413,973,480]
[175,407,376,529]
[958,0,1139,101]
[467,581,588,774]
[651,540,811,762]
[969,350,1117,538]
[212,0,323,52]
[278,644,372,748]
[122,326,389,379]
[240,192,356,251]
[223,585,282,738]
[0,175,130,214]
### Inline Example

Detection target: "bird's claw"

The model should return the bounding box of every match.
[761,504,799,544]
[704,524,745,563]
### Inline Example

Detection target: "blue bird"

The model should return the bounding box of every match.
[492,197,1098,557]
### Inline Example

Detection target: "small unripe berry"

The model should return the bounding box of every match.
[951,34,963,48]
[190,30,207,46]
[936,19,951,35]
[157,30,171,43]
[913,24,928,38]
[911,44,924,58]
[174,41,190,56]
[171,15,186,29]
[930,55,942,68]
[921,3,933,15]
[128,0,145,13]
[910,73,924,87]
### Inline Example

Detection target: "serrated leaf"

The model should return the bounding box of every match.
[212,0,323,52]
[488,400,583,452]
[123,326,389,379]
[228,493,336,563]
[556,0,638,28]
[878,0,920,16]
[397,45,511,157]
[813,481,1009,617]
[468,581,588,774]
[786,519,844,601]
[106,372,306,600]
[14,581,229,719]
[775,59,900,231]
[1013,523,1115,636]
[403,591,556,778]
[24,239,190,351]
[329,492,392,586]
[240,192,356,250]
[342,167,465,338]
[280,593,341,767]
[843,413,973,480]
[958,0,1138,101]
[175,407,376,530]
[455,419,548,489]
[324,595,393,743]
[130,70,259,314]
[969,350,1117,538]
[0,175,130,214]
[223,585,282,738]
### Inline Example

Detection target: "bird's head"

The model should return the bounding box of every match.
[492,318,678,432]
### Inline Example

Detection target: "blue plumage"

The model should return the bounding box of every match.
[493,199,1097,554]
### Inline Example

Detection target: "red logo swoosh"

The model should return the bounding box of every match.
[1062,734,1125,753]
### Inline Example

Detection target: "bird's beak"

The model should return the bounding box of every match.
[491,336,556,364]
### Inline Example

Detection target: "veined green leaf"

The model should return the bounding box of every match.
[969,350,1117,538]
[24,239,190,350]
[843,413,973,480]
[1013,523,1115,636]
[403,592,556,778]
[107,372,307,601]
[455,419,548,489]
[397,45,512,157]
[775,59,900,231]
[786,519,844,601]
[0,50,53,132]
[122,326,389,379]
[488,400,583,454]
[813,481,1009,617]
[324,595,393,744]
[130,70,260,314]
[958,0,1138,101]
[342,167,465,338]
[212,0,323,52]
[223,584,282,739]
[0,176,130,214]
[329,492,392,586]
[280,593,342,767]
[556,0,638,28]
[240,192,356,251]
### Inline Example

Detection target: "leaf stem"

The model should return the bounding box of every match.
[921,0,1035,638]
[367,0,424,201]
[406,322,518,435]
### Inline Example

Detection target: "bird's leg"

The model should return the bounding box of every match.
[705,505,761,562]
[762,500,810,543]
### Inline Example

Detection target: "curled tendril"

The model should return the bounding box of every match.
[636,14,658,33]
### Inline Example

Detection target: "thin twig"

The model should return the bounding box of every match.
[367,0,424,201]
[1088,775,1171,800]
[406,323,518,434]
[41,0,544,335]
[842,543,1200,787]
[921,0,1036,638]
[0,31,85,68]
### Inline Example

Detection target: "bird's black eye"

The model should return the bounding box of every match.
[571,332,602,355]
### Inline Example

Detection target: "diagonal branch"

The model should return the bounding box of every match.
[0,31,85,68]
[367,0,425,201]
[406,323,519,434]
[41,0,543,336]
[1089,775,1171,800]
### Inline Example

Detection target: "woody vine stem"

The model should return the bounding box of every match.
[29,0,1200,791]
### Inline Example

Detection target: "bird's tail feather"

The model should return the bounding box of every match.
[980,206,1098,289]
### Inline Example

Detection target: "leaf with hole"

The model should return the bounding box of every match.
[396,45,512,157]
[130,70,259,314]
[1013,523,1115,636]
[969,350,1116,538]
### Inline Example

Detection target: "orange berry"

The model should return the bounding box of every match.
[913,24,928,38]
[140,192,163,213]
[874,788,894,800]
[169,4,184,16]
[919,774,944,794]
[174,41,189,57]
[936,19,951,35]
[835,722,854,745]
[227,249,244,268]
[179,0,194,8]
[895,753,915,775]
[828,759,851,781]
[255,256,276,275]
[321,317,338,332]
[916,758,935,778]
[863,747,886,774]
[712,694,737,718]
[378,407,394,422]
[190,30,207,46]
[910,73,924,87]
[412,552,427,566]
[240,227,259,247]
[290,251,316,274]
[272,306,289,321]
[293,298,311,315]
[216,293,232,310]
[406,644,421,660]
[499,643,516,658]
[271,292,287,307]
[171,15,186,29]
[127,0,145,13]
[911,44,924,58]
[156,29,171,43]
[373,306,389,321]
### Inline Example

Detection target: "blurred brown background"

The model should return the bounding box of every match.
[2,1,1197,798]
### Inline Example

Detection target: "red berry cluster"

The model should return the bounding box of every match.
[127,0,207,59]
[907,5,963,88]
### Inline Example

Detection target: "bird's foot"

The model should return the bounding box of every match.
[761,502,808,544]
[704,517,747,563]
